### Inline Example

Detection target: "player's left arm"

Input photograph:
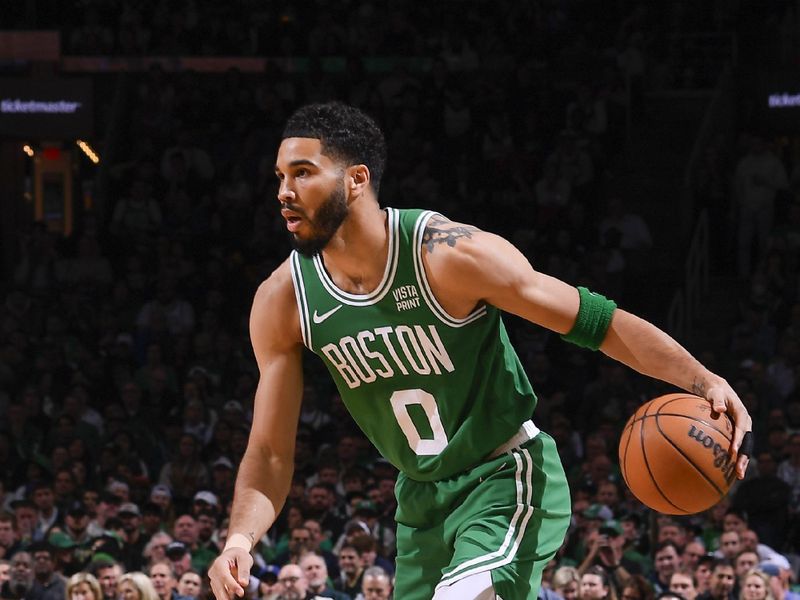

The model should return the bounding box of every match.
[425,218,752,477]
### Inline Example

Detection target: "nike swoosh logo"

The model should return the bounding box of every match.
[312,304,343,324]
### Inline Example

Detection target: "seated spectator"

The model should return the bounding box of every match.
[142,533,173,571]
[2,551,36,600]
[298,552,348,600]
[682,542,707,573]
[118,503,148,572]
[118,571,159,600]
[357,565,392,600]
[553,566,581,600]
[275,564,309,600]
[66,572,101,600]
[581,565,618,600]
[669,569,699,600]
[175,570,201,600]
[715,532,742,562]
[334,544,364,599]
[87,558,122,600]
[30,542,65,600]
[740,569,774,600]
[0,514,20,560]
[352,536,393,578]
[622,575,656,600]
[650,542,683,595]
[697,559,736,600]
[148,561,188,600]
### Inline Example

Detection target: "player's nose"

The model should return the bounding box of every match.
[277,179,295,203]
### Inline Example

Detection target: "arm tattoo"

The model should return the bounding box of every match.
[422,217,479,253]
[248,531,255,543]
[691,378,706,396]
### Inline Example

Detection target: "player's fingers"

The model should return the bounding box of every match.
[733,430,753,479]
[210,561,245,599]
[708,392,727,419]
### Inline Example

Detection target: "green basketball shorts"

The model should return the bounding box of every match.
[393,431,571,600]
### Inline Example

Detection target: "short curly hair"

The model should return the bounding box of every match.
[282,102,387,193]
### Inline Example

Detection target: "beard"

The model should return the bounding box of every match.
[289,182,349,257]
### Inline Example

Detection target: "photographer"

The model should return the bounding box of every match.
[579,520,638,591]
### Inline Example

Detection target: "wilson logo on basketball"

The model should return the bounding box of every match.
[687,425,737,485]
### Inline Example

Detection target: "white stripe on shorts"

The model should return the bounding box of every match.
[435,447,535,590]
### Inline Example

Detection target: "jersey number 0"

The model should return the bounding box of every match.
[390,389,449,456]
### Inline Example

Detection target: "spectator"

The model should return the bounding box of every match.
[695,556,715,596]
[140,503,164,539]
[175,571,201,600]
[304,486,343,548]
[86,491,121,539]
[147,562,186,600]
[579,520,637,591]
[0,515,20,560]
[117,572,158,600]
[759,557,799,600]
[29,542,64,600]
[670,570,699,600]
[275,564,309,600]
[651,542,683,595]
[87,558,122,600]
[274,526,311,568]
[581,565,618,600]
[298,553,348,600]
[192,510,218,570]
[117,503,147,572]
[697,560,736,600]
[735,552,761,583]
[1,551,35,600]
[143,533,173,571]
[0,560,8,587]
[554,566,581,600]
[66,573,102,600]
[30,482,59,542]
[740,570,774,600]
[716,532,742,562]
[163,544,191,580]
[356,565,392,600]
[350,537,392,579]
[253,564,280,600]
[334,545,364,599]
[299,519,338,580]
[622,575,656,600]
[682,542,707,573]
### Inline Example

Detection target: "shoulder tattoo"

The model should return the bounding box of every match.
[422,215,479,253]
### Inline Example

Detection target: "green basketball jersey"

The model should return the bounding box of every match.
[289,208,539,481]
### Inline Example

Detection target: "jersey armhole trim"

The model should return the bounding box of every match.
[290,251,313,351]
[413,211,488,328]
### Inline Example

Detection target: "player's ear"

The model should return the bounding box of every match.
[347,164,371,197]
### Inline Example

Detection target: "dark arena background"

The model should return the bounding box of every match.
[1,2,800,600]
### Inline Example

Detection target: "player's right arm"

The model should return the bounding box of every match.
[208,260,304,600]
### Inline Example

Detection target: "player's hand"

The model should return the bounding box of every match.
[208,548,253,600]
[705,378,753,479]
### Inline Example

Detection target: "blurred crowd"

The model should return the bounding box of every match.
[3,1,800,600]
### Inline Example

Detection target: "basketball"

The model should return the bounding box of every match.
[618,393,736,515]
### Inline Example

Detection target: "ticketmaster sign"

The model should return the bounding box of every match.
[0,78,92,138]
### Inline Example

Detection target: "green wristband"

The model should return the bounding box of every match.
[560,286,617,350]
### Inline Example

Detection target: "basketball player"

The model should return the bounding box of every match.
[208,102,753,600]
